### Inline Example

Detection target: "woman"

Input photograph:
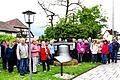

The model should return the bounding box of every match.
[5,42,14,73]
[97,40,102,62]
[48,40,55,65]
[31,39,40,74]
[77,39,84,63]
[83,40,91,62]
[101,40,109,64]
[1,40,7,70]
[40,41,50,72]
[90,40,98,63]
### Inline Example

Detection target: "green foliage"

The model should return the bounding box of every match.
[0,34,16,43]
[44,5,107,40]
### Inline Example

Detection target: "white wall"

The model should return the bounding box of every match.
[12,33,17,37]
[0,31,17,37]
[103,31,112,42]
[0,31,5,34]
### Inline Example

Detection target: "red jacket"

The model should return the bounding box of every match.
[102,43,109,54]
[40,47,50,60]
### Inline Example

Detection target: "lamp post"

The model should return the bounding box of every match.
[22,10,36,80]
[112,0,114,39]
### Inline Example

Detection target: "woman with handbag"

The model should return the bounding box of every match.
[40,41,50,72]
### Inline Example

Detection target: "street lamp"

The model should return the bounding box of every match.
[22,10,36,80]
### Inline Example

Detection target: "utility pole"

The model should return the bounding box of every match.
[112,0,114,39]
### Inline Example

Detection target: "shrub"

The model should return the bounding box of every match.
[0,34,16,43]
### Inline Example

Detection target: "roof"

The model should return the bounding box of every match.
[103,29,119,35]
[0,18,28,33]
[6,18,28,29]
[0,22,18,33]
[106,30,112,35]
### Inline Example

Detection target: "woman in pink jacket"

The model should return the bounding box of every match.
[77,39,84,63]
[101,40,109,64]
[31,39,40,74]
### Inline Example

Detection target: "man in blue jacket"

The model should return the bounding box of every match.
[112,39,119,63]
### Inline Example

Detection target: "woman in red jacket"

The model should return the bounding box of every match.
[40,41,50,72]
[101,40,109,64]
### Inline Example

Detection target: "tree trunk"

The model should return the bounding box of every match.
[65,0,69,23]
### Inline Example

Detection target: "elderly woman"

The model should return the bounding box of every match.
[101,40,109,64]
[5,42,14,73]
[83,40,91,62]
[48,40,55,65]
[31,39,40,74]
[77,39,84,63]
[40,41,50,72]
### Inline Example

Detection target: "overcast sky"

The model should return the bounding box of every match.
[0,0,120,37]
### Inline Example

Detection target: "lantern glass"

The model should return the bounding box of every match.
[23,11,36,24]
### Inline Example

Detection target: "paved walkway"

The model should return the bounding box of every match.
[73,61,120,80]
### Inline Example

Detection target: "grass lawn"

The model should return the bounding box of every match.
[0,58,101,80]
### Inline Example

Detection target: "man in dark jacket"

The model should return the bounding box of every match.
[5,42,14,72]
[12,38,20,72]
[112,39,119,63]
[1,40,7,70]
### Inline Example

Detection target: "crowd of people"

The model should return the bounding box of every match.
[0,38,55,76]
[0,37,120,76]
[73,38,120,64]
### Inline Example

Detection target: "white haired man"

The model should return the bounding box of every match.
[17,38,28,76]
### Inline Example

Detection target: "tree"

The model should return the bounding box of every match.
[76,5,107,38]
[52,0,83,23]
[44,5,107,40]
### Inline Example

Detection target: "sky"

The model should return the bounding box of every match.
[0,0,120,38]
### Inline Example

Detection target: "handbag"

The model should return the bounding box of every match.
[45,47,51,59]
[47,55,51,59]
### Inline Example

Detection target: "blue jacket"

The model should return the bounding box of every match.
[109,43,113,53]
[48,44,55,54]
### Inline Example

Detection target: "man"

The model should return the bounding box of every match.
[112,39,119,63]
[12,38,20,72]
[17,38,28,76]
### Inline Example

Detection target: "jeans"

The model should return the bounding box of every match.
[50,54,54,65]
[101,54,107,64]
[92,54,97,63]
[112,50,118,63]
[41,60,50,71]
[17,59,20,72]
[37,55,41,64]
[78,53,83,63]
[97,53,101,62]
[20,58,28,74]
